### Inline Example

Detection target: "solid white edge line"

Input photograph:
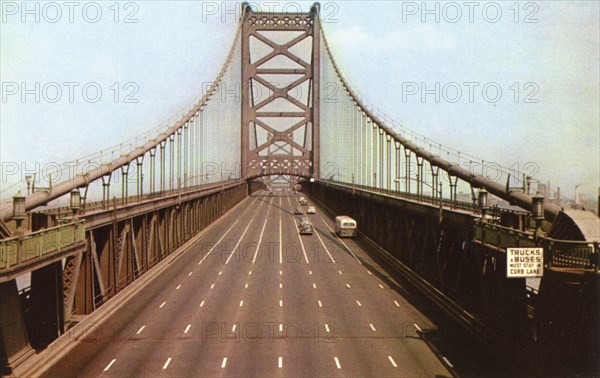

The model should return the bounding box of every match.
[314,228,336,263]
[293,217,310,264]
[279,216,283,264]
[103,359,116,372]
[443,356,454,368]
[253,197,273,263]
[198,218,241,265]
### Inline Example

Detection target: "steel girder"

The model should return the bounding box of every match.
[241,4,320,180]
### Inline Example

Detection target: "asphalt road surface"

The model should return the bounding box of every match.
[42,190,453,377]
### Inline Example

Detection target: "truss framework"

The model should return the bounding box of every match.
[241,5,320,179]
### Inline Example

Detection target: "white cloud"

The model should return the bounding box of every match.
[328,24,456,56]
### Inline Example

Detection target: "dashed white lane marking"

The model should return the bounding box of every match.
[218,271,222,276]
[309,270,313,275]
[443,357,454,368]
[414,323,422,332]
[221,357,228,368]
[320,218,362,264]
[279,217,283,264]
[279,300,283,307]
[334,357,341,369]
[394,300,400,307]
[232,324,237,331]
[239,301,244,307]
[388,356,398,368]
[279,324,283,332]
[249,271,252,275]
[159,301,166,308]
[378,284,384,289]
[198,219,241,265]
[176,285,181,290]
[367,270,372,275]
[103,359,116,372]
[338,270,343,275]
[345,283,351,288]
[369,323,376,332]
[313,283,317,288]
[162,357,172,370]
[210,284,215,289]
[279,283,283,289]
[136,326,145,335]
[314,228,336,263]
[279,270,283,275]
[245,283,248,289]
[184,324,191,334]
[188,271,193,276]
[318,300,323,307]
[278,356,283,368]
[325,324,330,332]
[253,197,273,263]
[356,300,362,307]
[200,301,205,307]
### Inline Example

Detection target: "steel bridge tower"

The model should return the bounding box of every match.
[240,3,320,180]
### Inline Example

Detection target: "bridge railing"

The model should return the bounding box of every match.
[474,222,599,271]
[0,220,85,269]
[323,179,531,221]
[34,180,243,219]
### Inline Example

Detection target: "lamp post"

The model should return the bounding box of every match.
[478,188,489,220]
[13,192,26,233]
[70,189,81,217]
[532,192,545,237]
[25,175,32,195]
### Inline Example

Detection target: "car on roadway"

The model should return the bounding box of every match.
[298,197,308,206]
[294,207,304,215]
[307,206,316,214]
[298,217,313,235]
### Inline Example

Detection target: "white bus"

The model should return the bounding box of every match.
[335,216,357,237]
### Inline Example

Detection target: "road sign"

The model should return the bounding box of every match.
[506,248,544,278]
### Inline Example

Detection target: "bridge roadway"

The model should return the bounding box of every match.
[42,190,452,377]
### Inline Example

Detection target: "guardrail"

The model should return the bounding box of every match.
[0,221,85,269]
[474,222,599,271]
[34,180,244,219]
[323,180,533,221]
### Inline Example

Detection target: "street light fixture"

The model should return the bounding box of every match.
[478,188,489,219]
[25,175,32,195]
[13,191,26,231]
[70,189,81,216]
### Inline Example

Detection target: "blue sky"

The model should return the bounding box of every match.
[1,0,598,199]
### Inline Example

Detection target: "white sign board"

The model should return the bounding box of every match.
[506,248,544,278]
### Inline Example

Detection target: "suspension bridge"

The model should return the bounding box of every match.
[1,3,598,377]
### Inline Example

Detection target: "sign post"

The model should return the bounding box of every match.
[506,248,544,278]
